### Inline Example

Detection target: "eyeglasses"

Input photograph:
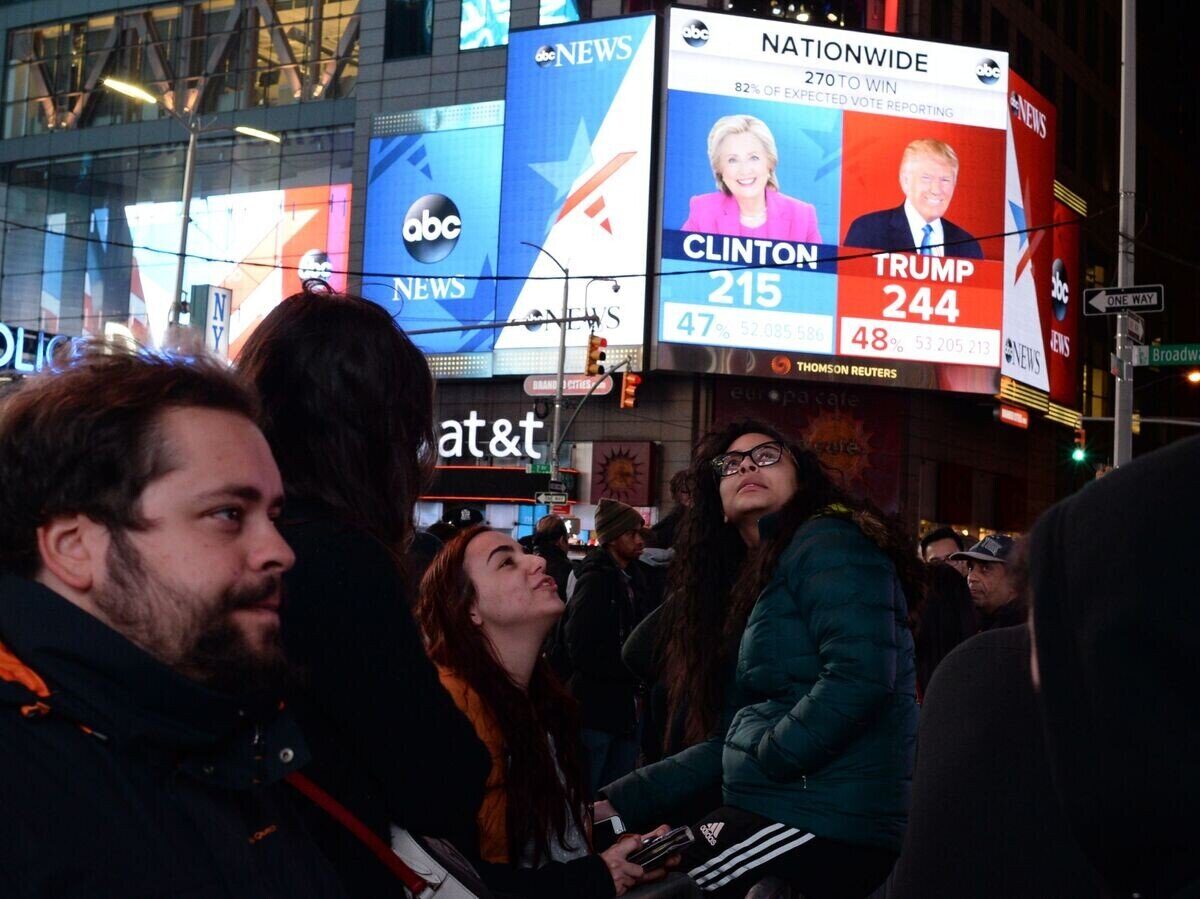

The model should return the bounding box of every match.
[711,441,787,478]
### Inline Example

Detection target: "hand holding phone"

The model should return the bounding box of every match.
[626,825,695,872]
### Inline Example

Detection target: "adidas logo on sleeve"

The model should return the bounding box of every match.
[699,821,724,846]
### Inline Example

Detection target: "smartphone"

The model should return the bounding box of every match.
[592,814,626,853]
[627,825,695,872]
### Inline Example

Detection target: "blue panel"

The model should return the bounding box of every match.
[362,123,504,354]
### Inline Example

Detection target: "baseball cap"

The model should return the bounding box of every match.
[950,534,1015,564]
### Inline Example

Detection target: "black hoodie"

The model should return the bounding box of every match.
[1030,435,1200,898]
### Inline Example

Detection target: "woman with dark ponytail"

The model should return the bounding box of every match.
[597,419,921,898]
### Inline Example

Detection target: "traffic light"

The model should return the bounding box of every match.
[619,371,642,409]
[585,333,607,376]
[1071,427,1087,463]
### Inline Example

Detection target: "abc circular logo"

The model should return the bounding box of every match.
[402,194,461,264]
[682,20,709,48]
[1004,338,1016,365]
[1051,258,1070,321]
[976,58,1002,84]
[534,45,556,67]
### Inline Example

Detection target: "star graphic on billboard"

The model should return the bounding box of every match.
[1009,182,1044,284]
[530,120,594,204]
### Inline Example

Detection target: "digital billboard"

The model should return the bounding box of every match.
[125,184,351,353]
[1001,72,1056,392]
[1050,197,1082,409]
[654,10,1010,393]
[460,0,582,50]
[496,15,657,374]
[1001,72,1078,407]
[362,102,504,364]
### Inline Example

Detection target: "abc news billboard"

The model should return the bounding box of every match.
[362,105,504,357]
[363,17,656,376]
[1001,72,1078,406]
[494,15,656,372]
[654,9,1013,393]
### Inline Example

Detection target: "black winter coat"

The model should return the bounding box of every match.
[888,626,1100,897]
[278,503,492,896]
[563,548,642,734]
[0,576,347,898]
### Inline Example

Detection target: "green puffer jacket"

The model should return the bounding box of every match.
[606,512,917,852]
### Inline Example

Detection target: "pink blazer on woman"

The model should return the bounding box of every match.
[682,189,822,243]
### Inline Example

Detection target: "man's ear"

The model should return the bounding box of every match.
[36,516,109,592]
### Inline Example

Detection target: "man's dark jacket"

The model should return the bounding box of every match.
[563,547,642,734]
[888,626,1100,897]
[0,575,348,898]
[278,503,492,896]
[843,204,984,259]
[533,539,576,603]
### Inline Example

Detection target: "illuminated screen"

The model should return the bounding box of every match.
[1002,72,1076,404]
[460,0,581,50]
[496,15,657,374]
[125,184,351,354]
[362,103,503,361]
[655,10,1010,392]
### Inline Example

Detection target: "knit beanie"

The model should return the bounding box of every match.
[593,498,646,546]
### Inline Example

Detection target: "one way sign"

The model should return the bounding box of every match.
[1083,284,1164,316]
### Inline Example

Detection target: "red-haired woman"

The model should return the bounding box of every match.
[416,526,671,898]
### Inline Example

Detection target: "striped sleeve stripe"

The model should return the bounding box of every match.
[702,832,817,892]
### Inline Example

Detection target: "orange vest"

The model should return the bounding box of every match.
[436,667,510,864]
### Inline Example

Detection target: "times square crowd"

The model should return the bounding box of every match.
[0,289,1195,899]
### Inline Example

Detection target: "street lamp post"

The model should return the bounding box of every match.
[173,128,198,330]
[101,78,281,344]
[520,240,570,483]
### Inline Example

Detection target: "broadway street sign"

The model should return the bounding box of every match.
[1083,284,1164,316]
[1130,344,1200,367]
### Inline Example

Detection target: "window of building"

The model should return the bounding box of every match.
[1063,0,1078,48]
[1102,12,1118,88]
[3,0,360,140]
[931,1,952,41]
[990,9,1009,54]
[384,0,432,59]
[1084,2,1098,62]
[962,1,982,45]
[1041,0,1058,30]
[1061,76,1078,169]
[0,125,353,344]
[1016,31,1033,76]
[1039,52,1057,104]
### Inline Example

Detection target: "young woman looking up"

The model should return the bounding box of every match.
[598,420,922,899]
[416,526,674,899]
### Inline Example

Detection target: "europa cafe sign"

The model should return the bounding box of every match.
[0,322,70,373]
[438,411,545,460]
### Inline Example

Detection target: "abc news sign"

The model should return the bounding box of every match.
[533,34,634,68]
[402,193,462,264]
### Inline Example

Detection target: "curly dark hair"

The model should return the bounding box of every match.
[659,418,925,747]
[416,526,589,865]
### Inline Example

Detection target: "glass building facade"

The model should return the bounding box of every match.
[0,125,353,345]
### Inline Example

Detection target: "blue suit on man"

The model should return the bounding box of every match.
[843,204,984,259]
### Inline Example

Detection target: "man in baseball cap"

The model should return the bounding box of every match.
[950,534,1025,631]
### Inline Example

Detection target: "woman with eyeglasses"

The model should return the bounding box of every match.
[595,419,922,898]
